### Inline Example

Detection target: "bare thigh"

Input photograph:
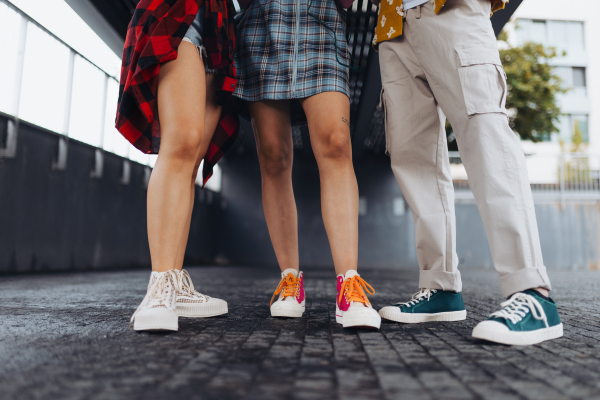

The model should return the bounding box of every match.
[157,41,220,163]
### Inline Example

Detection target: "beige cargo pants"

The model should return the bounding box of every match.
[379,0,551,297]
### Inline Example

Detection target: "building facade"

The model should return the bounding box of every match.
[497,0,600,183]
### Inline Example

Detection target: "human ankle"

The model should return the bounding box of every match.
[152,267,181,273]
[531,287,549,298]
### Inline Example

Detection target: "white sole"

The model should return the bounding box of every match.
[133,312,178,331]
[271,308,304,318]
[176,302,228,318]
[336,306,381,329]
[379,309,467,324]
[271,301,305,318]
[472,323,563,345]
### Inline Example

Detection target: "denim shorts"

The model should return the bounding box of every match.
[182,4,213,71]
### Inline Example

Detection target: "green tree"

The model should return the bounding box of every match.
[499,30,567,142]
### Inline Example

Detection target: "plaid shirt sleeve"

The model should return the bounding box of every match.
[116,0,239,188]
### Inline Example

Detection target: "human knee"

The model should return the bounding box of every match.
[316,128,351,161]
[258,142,293,176]
[161,127,204,164]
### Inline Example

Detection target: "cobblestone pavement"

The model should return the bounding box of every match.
[0,266,599,400]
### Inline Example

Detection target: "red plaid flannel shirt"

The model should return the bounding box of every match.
[115,0,238,187]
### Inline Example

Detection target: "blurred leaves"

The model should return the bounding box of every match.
[499,35,567,142]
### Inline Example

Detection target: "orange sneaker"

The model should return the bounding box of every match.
[270,268,305,318]
[336,270,381,328]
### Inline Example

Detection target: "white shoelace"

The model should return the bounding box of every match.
[177,269,209,302]
[490,292,549,327]
[129,270,178,329]
[396,288,438,307]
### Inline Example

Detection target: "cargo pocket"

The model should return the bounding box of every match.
[379,88,391,156]
[455,43,507,117]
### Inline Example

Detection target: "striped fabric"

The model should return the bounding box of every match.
[234,0,350,124]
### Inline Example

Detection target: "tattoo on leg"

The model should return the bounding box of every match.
[341,117,349,127]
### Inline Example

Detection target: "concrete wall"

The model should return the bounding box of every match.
[455,202,600,271]
[0,115,220,273]
[217,147,600,271]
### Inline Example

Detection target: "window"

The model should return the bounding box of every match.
[548,20,585,52]
[102,79,120,153]
[566,21,585,51]
[548,20,568,49]
[572,115,589,143]
[18,22,71,133]
[68,55,106,146]
[0,3,22,115]
[359,198,367,217]
[573,67,586,88]
[553,66,586,93]
[517,19,585,52]
[530,20,547,45]
[553,66,572,88]
[517,19,547,46]
[196,162,222,192]
[559,114,589,144]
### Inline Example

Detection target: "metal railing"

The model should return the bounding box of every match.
[448,151,600,205]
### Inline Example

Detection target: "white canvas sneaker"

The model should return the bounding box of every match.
[270,268,305,318]
[336,270,381,329]
[130,269,179,331]
[173,269,228,317]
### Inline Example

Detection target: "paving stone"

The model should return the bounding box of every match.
[0,266,599,400]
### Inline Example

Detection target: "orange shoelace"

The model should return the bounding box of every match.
[270,273,301,306]
[338,275,375,305]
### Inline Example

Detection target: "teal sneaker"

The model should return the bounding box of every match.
[472,290,563,345]
[379,289,467,323]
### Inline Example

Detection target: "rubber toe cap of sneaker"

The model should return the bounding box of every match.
[136,307,176,319]
[133,307,178,331]
[342,307,381,328]
[474,320,509,332]
[345,307,381,319]
[271,300,302,311]
[378,306,401,316]
[206,297,227,306]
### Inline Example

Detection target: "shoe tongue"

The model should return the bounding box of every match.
[344,270,359,280]
[149,271,161,286]
[281,268,299,278]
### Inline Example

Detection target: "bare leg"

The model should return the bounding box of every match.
[247,100,299,273]
[300,92,358,276]
[172,73,223,270]
[148,42,222,273]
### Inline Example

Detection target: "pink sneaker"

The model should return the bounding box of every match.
[270,268,305,318]
[336,270,381,328]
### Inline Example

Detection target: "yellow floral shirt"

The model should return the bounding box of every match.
[373,0,507,48]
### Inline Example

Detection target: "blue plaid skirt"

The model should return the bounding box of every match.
[234,0,350,125]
